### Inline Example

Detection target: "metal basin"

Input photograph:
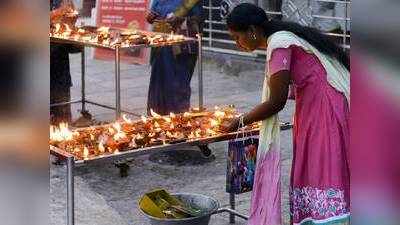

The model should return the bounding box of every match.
[140,193,220,225]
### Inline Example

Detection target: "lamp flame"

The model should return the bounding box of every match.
[210,119,219,127]
[50,123,75,142]
[206,129,217,136]
[54,23,61,33]
[122,114,132,123]
[163,117,172,123]
[98,142,105,153]
[150,109,162,119]
[83,146,89,159]
[214,111,225,118]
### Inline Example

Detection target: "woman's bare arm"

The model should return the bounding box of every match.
[243,70,290,125]
[222,70,291,132]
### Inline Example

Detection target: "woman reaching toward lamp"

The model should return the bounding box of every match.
[222,3,350,225]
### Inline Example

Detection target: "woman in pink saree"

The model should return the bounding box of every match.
[222,3,350,225]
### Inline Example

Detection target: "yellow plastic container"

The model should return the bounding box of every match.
[139,189,188,219]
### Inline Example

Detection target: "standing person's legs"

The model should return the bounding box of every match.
[50,87,71,125]
[147,48,167,115]
[187,53,198,78]
[147,49,193,115]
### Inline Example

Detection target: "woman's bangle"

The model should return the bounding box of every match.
[241,114,248,127]
[238,115,245,128]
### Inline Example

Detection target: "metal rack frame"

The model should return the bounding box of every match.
[53,130,261,225]
[50,25,295,225]
[50,32,202,119]
[51,122,293,225]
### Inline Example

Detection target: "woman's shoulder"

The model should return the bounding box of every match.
[267,31,305,60]
[268,31,299,46]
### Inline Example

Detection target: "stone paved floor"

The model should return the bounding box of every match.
[50,49,294,225]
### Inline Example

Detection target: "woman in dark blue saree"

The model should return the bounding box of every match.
[146,0,202,115]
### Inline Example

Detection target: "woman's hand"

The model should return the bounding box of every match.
[165,13,185,31]
[220,117,241,133]
[146,11,159,24]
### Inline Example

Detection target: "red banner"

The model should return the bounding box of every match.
[94,0,150,65]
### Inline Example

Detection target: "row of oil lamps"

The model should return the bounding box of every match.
[50,107,241,159]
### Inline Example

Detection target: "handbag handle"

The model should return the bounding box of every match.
[234,115,255,145]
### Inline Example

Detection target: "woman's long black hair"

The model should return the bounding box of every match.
[226,3,349,70]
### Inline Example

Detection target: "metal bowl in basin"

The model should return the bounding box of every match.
[139,193,219,225]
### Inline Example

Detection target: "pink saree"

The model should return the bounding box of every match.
[247,31,350,225]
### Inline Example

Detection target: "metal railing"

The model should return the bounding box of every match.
[202,0,350,58]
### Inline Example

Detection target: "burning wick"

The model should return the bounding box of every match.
[108,127,115,134]
[122,114,132,123]
[150,109,162,119]
[73,34,80,40]
[195,129,202,138]
[97,26,110,33]
[206,129,217,136]
[50,122,74,142]
[188,132,195,139]
[112,122,127,141]
[210,119,219,127]
[83,146,89,159]
[136,134,144,140]
[102,39,110,46]
[54,23,61,33]
[163,117,172,123]
[110,38,120,46]
[64,24,72,33]
[129,139,137,148]
[98,142,105,153]
[113,122,121,131]
[81,36,91,42]
[214,110,226,118]
[107,147,113,153]
[168,32,174,40]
